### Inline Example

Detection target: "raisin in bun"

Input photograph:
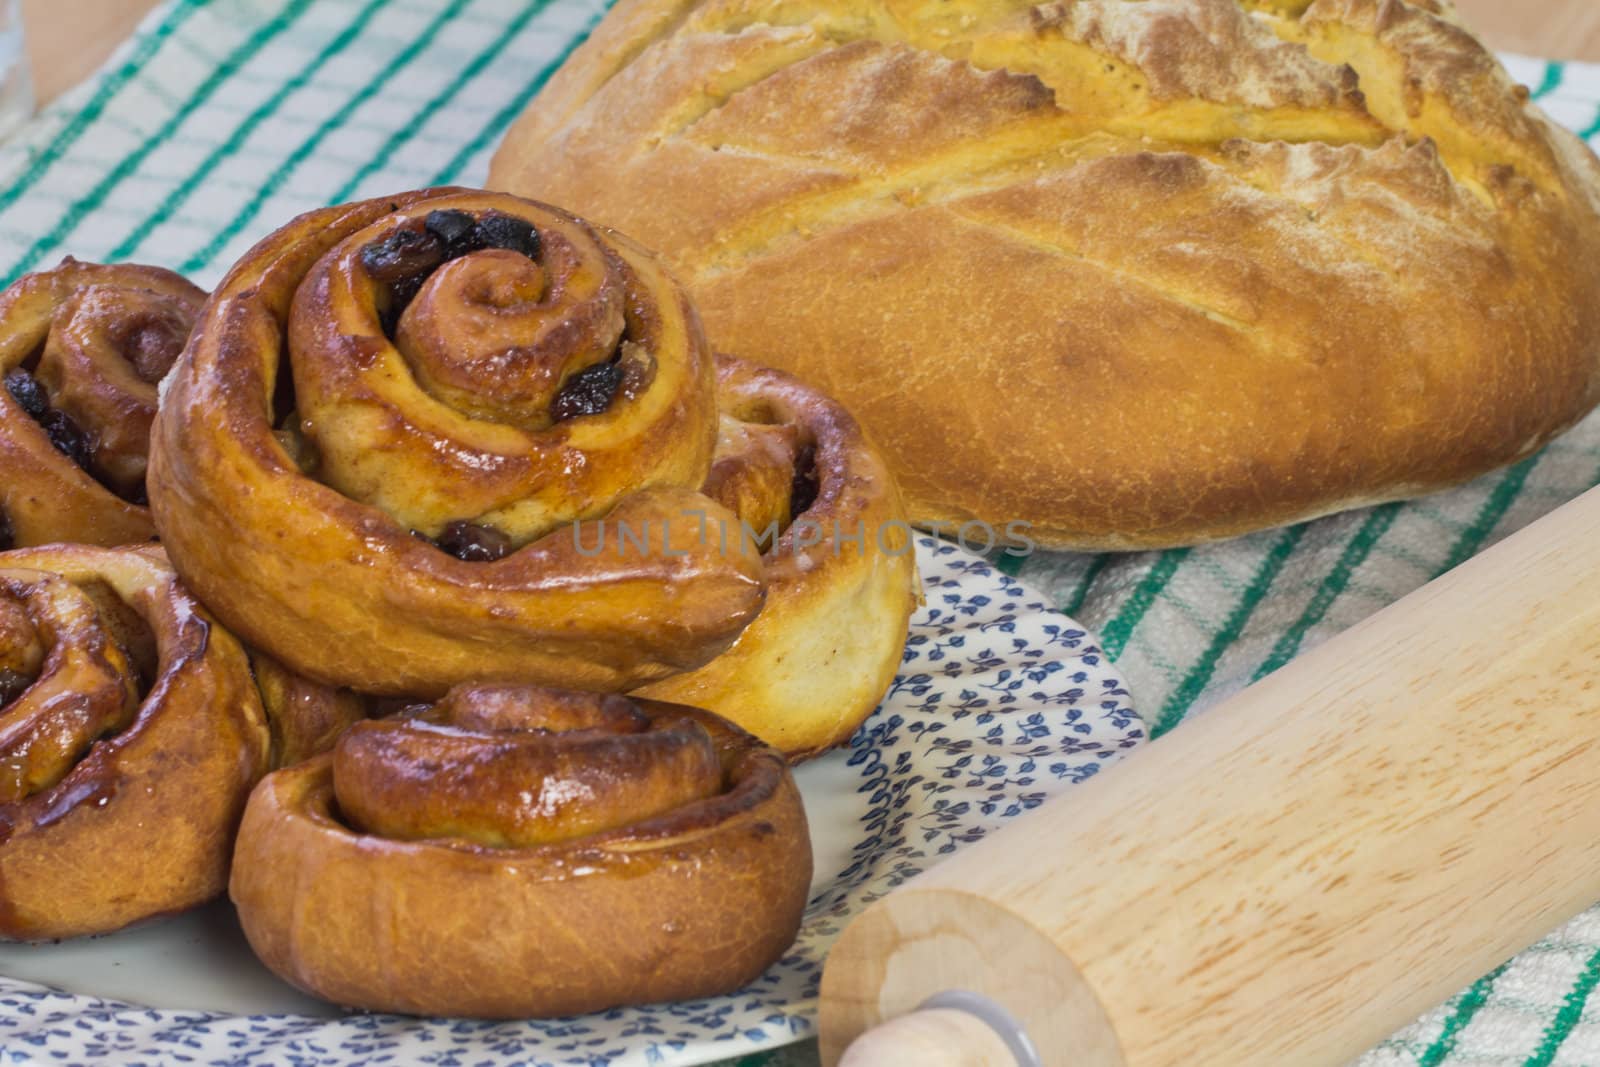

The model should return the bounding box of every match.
[0,259,204,548]
[490,0,1600,549]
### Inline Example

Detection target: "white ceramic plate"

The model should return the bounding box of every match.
[0,537,1144,1066]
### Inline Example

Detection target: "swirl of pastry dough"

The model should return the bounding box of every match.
[636,355,920,760]
[230,683,811,1018]
[0,259,204,548]
[150,189,765,696]
[0,544,268,940]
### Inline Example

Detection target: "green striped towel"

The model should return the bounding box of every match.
[1,3,1598,1065]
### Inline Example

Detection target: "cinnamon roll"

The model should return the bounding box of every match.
[230,683,811,1018]
[0,543,269,940]
[0,259,205,548]
[635,356,920,759]
[149,190,766,697]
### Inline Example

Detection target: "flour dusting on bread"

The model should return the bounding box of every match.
[1052,0,1358,109]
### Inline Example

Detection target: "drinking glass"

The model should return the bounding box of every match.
[0,0,32,141]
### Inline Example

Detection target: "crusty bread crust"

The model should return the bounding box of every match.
[491,0,1600,549]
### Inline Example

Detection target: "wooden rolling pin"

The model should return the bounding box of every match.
[819,483,1600,1066]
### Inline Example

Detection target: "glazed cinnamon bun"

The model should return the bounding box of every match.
[0,543,268,940]
[149,190,765,697]
[636,356,919,759]
[151,188,916,757]
[230,683,811,1017]
[0,259,204,548]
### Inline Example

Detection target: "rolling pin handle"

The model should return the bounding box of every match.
[837,990,1042,1067]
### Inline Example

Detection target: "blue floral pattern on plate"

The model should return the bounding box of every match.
[0,537,1143,1066]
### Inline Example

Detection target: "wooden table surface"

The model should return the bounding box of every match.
[18,0,1600,107]
[21,0,165,106]
[1457,0,1600,64]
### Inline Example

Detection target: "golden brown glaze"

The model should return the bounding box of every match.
[636,356,920,759]
[0,259,205,548]
[0,544,269,941]
[250,652,369,769]
[0,568,139,804]
[490,0,1600,549]
[230,683,812,1019]
[149,189,768,696]
[333,686,724,846]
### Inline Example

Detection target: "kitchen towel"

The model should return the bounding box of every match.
[1,2,1598,1066]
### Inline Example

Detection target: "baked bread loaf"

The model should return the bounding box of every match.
[0,259,204,548]
[230,683,811,1018]
[635,355,918,758]
[149,188,916,759]
[0,543,269,940]
[490,0,1600,549]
